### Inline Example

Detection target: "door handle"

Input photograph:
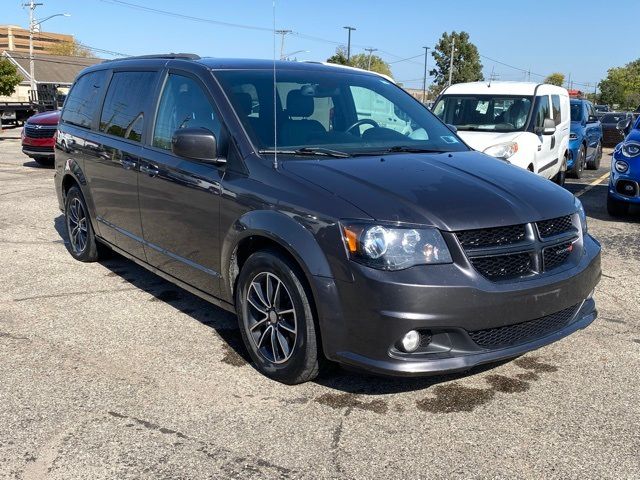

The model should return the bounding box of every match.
[121,157,137,170]
[140,164,159,177]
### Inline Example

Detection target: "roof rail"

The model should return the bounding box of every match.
[104,53,201,62]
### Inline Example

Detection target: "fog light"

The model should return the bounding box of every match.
[400,330,421,352]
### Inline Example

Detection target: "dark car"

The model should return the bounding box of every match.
[21,110,61,166]
[594,104,610,119]
[54,55,601,384]
[601,112,633,147]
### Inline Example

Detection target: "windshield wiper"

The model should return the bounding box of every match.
[383,146,447,154]
[259,147,351,158]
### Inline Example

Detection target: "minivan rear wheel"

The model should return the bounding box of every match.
[64,186,102,262]
[236,250,320,384]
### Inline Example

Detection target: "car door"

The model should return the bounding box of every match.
[138,71,225,297]
[82,70,159,260]
[584,103,601,159]
[532,95,555,177]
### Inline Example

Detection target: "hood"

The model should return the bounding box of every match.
[283,151,576,232]
[27,110,61,126]
[625,128,640,143]
[455,130,523,153]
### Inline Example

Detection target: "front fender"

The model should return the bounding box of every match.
[220,209,336,302]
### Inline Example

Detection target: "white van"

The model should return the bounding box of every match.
[433,82,571,185]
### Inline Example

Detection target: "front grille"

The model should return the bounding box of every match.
[470,252,533,280]
[543,241,574,271]
[467,303,580,349]
[455,224,526,249]
[24,125,56,139]
[616,180,639,197]
[23,145,53,153]
[536,215,573,238]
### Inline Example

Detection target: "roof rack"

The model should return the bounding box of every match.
[104,53,200,62]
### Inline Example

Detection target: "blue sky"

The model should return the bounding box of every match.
[4,0,638,90]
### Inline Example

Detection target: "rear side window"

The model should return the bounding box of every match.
[99,71,157,142]
[551,95,562,126]
[61,70,108,129]
[534,95,551,128]
[153,74,222,151]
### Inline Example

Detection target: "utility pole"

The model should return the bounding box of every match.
[24,0,43,103]
[422,46,430,104]
[275,29,292,60]
[364,47,377,70]
[448,36,455,87]
[343,26,356,62]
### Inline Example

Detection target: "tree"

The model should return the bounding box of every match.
[0,58,23,96]
[48,39,93,58]
[599,59,640,109]
[326,47,393,78]
[430,31,483,88]
[544,72,565,86]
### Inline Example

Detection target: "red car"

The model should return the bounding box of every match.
[21,110,61,166]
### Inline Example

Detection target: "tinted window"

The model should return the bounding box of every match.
[551,95,562,126]
[570,102,583,122]
[153,74,222,150]
[534,96,550,128]
[61,70,108,129]
[99,71,157,142]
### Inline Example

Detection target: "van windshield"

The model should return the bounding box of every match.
[433,95,533,132]
[214,69,468,155]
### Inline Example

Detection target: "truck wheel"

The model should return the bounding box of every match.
[586,142,602,170]
[34,157,54,167]
[235,250,320,384]
[607,195,629,217]
[569,145,585,179]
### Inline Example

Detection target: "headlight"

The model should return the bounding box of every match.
[483,142,518,160]
[621,142,640,158]
[574,197,587,235]
[341,222,452,270]
[614,160,629,173]
[569,133,578,140]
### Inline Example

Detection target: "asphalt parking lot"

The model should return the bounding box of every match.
[0,126,638,479]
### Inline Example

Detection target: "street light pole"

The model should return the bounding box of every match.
[275,29,292,60]
[364,48,377,70]
[448,36,455,87]
[422,46,430,104]
[343,26,356,62]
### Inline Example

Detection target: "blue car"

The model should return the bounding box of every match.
[608,115,640,216]
[569,99,603,178]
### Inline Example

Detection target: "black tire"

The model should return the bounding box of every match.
[235,250,320,384]
[570,145,585,179]
[553,156,567,187]
[64,186,102,262]
[607,195,629,217]
[34,156,54,167]
[586,142,602,170]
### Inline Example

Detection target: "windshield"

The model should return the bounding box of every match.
[595,105,609,112]
[570,102,583,122]
[433,95,533,132]
[215,69,468,155]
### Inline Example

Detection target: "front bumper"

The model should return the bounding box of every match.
[313,234,601,376]
[22,136,55,158]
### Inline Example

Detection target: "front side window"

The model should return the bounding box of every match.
[551,95,562,126]
[534,96,551,128]
[434,95,533,132]
[99,71,157,142]
[61,70,108,129]
[153,74,222,151]
[216,69,468,155]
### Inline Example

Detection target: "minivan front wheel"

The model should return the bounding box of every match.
[236,250,319,384]
[64,186,101,262]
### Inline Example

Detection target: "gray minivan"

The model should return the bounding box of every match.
[54,55,601,383]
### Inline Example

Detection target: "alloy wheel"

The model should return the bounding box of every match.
[244,272,298,364]
[67,197,88,254]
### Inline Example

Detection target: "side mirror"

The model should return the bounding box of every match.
[616,118,631,132]
[535,118,556,135]
[171,128,224,163]
[446,124,458,133]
